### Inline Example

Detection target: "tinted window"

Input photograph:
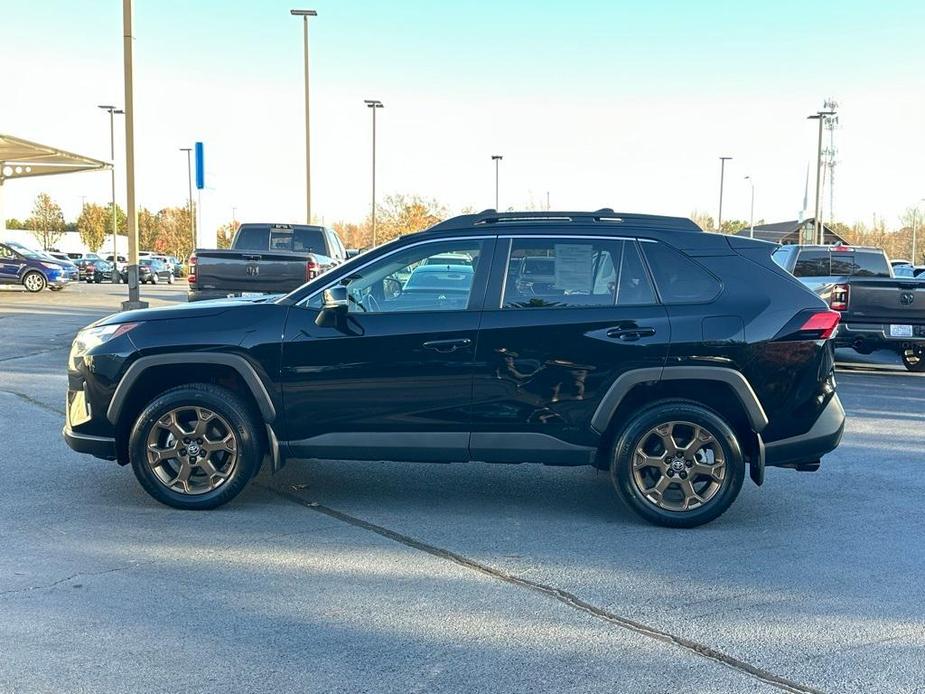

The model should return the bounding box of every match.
[502,238,654,309]
[289,228,326,253]
[793,250,831,277]
[235,227,269,251]
[641,242,721,303]
[852,251,890,277]
[0,245,16,260]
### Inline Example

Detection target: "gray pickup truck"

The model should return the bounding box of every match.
[188,223,346,302]
[773,244,925,371]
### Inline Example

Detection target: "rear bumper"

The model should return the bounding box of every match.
[63,426,116,460]
[764,394,846,468]
[835,323,925,354]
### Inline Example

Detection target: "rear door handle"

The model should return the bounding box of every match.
[606,327,656,341]
[423,338,472,353]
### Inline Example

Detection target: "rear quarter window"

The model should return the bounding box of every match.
[641,242,721,303]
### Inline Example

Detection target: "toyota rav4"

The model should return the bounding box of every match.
[64,210,846,527]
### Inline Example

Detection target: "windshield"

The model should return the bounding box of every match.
[6,242,43,259]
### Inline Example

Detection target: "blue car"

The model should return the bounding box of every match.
[0,241,78,292]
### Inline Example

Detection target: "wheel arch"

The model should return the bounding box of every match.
[591,367,766,485]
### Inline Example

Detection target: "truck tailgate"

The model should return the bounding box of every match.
[845,279,925,324]
[195,249,307,294]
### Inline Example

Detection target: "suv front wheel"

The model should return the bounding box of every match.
[128,383,263,510]
[610,401,745,528]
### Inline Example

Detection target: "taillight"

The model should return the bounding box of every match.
[305,258,319,281]
[187,254,197,284]
[800,310,841,340]
[829,283,849,311]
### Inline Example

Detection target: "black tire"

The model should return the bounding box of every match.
[609,400,745,528]
[902,348,925,373]
[95,273,103,284]
[129,383,263,510]
[167,273,175,285]
[22,271,47,293]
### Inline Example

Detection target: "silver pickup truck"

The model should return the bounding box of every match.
[773,244,925,371]
[188,223,346,302]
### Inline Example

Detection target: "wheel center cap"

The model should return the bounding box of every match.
[670,458,686,472]
[187,443,201,456]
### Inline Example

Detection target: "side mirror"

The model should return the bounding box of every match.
[315,286,349,327]
[322,286,348,311]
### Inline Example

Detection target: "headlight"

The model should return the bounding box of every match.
[69,322,141,369]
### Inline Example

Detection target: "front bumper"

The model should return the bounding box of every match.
[763,393,846,469]
[63,426,116,460]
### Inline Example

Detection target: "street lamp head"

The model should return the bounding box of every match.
[492,155,503,161]
[719,156,732,161]
[290,9,317,16]
[179,147,192,152]
[807,110,836,120]
[98,104,116,111]
[364,99,384,108]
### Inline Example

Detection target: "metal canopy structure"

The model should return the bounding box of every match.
[0,133,111,228]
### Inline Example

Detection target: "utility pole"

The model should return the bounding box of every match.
[179,148,194,250]
[98,105,124,283]
[745,176,755,239]
[717,156,732,232]
[364,100,384,247]
[291,9,317,224]
[808,109,836,245]
[491,155,503,210]
[121,0,145,309]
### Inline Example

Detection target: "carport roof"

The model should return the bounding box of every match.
[0,133,110,182]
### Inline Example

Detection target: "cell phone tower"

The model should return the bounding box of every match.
[822,98,839,224]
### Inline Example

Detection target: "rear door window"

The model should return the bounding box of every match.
[501,238,655,309]
[235,227,269,251]
[641,242,721,303]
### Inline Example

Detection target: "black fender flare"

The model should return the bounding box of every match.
[106,353,277,426]
[590,366,769,435]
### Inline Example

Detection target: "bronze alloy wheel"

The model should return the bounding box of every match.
[631,420,726,512]
[145,406,238,495]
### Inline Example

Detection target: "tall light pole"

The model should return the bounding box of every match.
[98,105,124,283]
[491,155,503,210]
[808,109,836,245]
[717,156,732,232]
[365,99,384,246]
[291,9,317,224]
[121,0,145,309]
[913,199,924,265]
[179,148,195,249]
[744,176,755,239]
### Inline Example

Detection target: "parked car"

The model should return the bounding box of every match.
[67,251,101,261]
[63,209,845,527]
[106,255,128,275]
[773,244,925,371]
[133,257,175,284]
[79,258,114,283]
[187,223,346,302]
[0,241,78,291]
[893,264,925,278]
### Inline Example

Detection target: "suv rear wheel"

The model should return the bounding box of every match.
[610,401,745,528]
[128,383,262,510]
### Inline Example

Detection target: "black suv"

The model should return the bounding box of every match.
[64,210,846,527]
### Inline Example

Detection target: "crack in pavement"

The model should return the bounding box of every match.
[0,389,65,416]
[261,483,824,694]
[0,561,158,597]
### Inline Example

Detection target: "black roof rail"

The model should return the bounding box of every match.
[425,209,701,233]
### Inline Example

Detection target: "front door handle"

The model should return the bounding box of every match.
[606,327,656,342]
[423,338,472,353]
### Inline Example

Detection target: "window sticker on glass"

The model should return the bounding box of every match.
[553,244,593,293]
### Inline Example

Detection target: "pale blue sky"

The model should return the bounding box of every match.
[2,0,923,235]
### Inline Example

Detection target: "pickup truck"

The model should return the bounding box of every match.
[188,223,346,302]
[773,244,925,371]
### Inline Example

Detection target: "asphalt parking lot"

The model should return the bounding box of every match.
[1,282,923,694]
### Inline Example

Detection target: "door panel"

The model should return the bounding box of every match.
[280,237,495,461]
[470,236,670,459]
